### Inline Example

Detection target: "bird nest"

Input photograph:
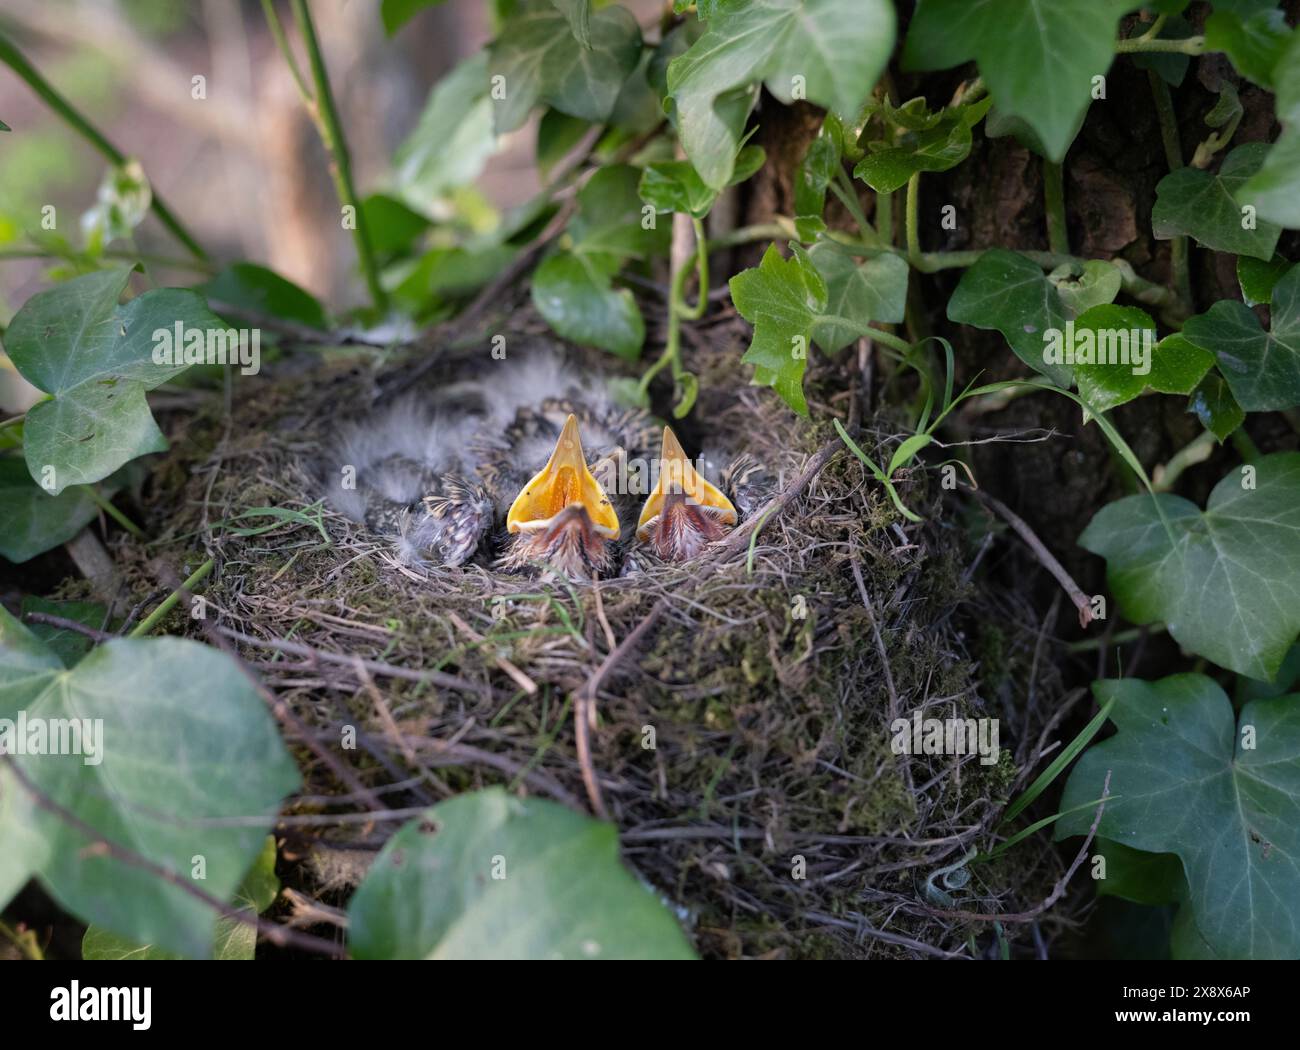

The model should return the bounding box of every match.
[102,321,1075,959]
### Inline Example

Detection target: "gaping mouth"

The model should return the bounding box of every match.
[506,413,620,539]
[636,426,737,542]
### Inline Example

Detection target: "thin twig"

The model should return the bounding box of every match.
[971,489,1094,629]
[21,611,113,643]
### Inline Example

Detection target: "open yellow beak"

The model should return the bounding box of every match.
[506,414,620,538]
[636,426,737,540]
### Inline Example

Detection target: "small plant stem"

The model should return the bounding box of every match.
[1138,13,1170,44]
[0,33,208,261]
[905,172,922,268]
[1067,623,1167,653]
[832,167,873,238]
[258,0,312,103]
[0,920,44,960]
[1148,71,1194,311]
[638,217,708,398]
[1152,429,1216,491]
[1043,160,1069,255]
[0,413,24,431]
[278,0,387,314]
[82,485,144,538]
[1115,35,1204,55]
[1231,427,1260,463]
[876,189,893,244]
[128,558,214,638]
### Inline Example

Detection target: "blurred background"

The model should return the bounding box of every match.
[0,0,532,317]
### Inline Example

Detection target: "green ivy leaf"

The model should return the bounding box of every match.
[82,836,280,961]
[532,251,645,359]
[1241,30,1300,228]
[1069,304,1159,415]
[488,1,641,135]
[205,262,329,331]
[1146,333,1214,395]
[379,0,449,35]
[1079,453,1300,680]
[667,0,895,189]
[1152,143,1282,262]
[550,0,591,47]
[946,249,1072,387]
[347,788,696,959]
[1237,254,1292,306]
[1181,263,1300,411]
[794,125,842,237]
[901,0,1135,163]
[638,145,765,219]
[568,164,669,259]
[536,109,590,180]
[1204,7,1293,89]
[853,97,992,194]
[1048,260,1122,315]
[0,459,101,563]
[393,52,498,211]
[1058,675,1300,959]
[6,268,228,494]
[1187,372,1245,441]
[806,241,908,353]
[0,613,300,958]
[360,194,432,259]
[1094,839,1185,907]
[730,243,828,416]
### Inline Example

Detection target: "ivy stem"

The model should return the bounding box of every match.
[1043,160,1069,255]
[832,167,873,239]
[876,190,893,244]
[0,32,208,261]
[1152,429,1216,491]
[905,172,922,268]
[82,485,144,538]
[129,558,214,638]
[1147,70,1194,312]
[1115,35,1205,54]
[272,0,388,315]
[638,216,708,400]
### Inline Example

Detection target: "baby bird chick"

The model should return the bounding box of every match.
[636,426,738,562]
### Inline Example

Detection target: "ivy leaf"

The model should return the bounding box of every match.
[1058,675,1300,959]
[1181,263,1300,411]
[0,613,300,958]
[0,118,9,131]
[1094,839,1185,907]
[667,0,895,189]
[1188,373,1245,441]
[550,0,591,48]
[568,164,669,259]
[1069,305,1159,415]
[0,459,100,563]
[205,262,329,331]
[638,145,765,219]
[1241,31,1300,228]
[794,125,842,238]
[348,787,696,959]
[5,268,228,494]
[1237,254,1292,306]
[81,835,280,961]
[1146,333,1214,395]
[379,0,448,35]
[1048,260,1122,315]
[901,0,1135,163]
[1152,143,1282,262]
[806,241,908,353]
[853,97,992,193]
[730,244,829,417]
[532,251,645,359]
[946,249,1072,387]
[393,52,498,211]
[1204,7,1293,90]
[488,1,641,135]
[1079,453,1300,680]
